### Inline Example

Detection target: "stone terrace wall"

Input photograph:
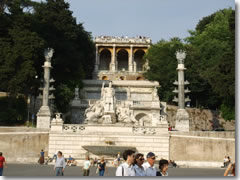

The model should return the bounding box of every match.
[169,131,235,167]
[0,127,49,163]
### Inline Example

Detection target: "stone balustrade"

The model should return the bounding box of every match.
[95,36,151,44]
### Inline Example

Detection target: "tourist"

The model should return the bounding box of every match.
[133,153,146,176]
[142,152,157,176]
[224,162,235,176]
[83,156,91,176]
[223,156,228,167]
[54,151,66,176]
[157,159,169,176]
[39,149,44,165]
[0,152,7,176]
[117,152,121,165]
[227,156,231,164]
[169,160,177,168]
[97,157,108,176]
[52,150,58,162]
[67,155,73,166]
[45,156,52,165]
[113,157,118,167]
[116,149,135,176]
[93,158,98,166]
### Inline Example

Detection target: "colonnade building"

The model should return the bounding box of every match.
[93,36,151,81]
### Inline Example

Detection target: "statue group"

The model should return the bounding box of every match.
[84,82,138,125]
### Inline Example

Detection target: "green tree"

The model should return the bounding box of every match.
[33,0,95,113]
[0,0,95,125]
[144,37,184,103]
[186,8,235,120]
[0,0,45,97]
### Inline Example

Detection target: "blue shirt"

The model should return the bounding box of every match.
[40,152,44,157]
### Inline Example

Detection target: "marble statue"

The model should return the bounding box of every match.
[116,103,137,124]
[152,86,158,100]
[44,48,54,62]
[102,81,115,112]
[176,50,186,64]
[74,86,79,100]
[84,100,104,123]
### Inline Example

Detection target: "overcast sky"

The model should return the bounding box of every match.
[63,0,235,43]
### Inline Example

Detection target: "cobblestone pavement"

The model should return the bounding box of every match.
[2,163,226,177]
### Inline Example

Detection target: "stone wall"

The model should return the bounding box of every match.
[0,127,49,163]
[167,105,235,131]
[169,131,235,167]
[49,124,169,164]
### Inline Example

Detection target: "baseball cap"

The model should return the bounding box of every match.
[147,152,156,158]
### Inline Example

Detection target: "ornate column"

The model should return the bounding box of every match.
[173,50,191,132]
[128,45,133,72]
[37,48,54,129]
[111,44,116,71]
[94,45,99,72]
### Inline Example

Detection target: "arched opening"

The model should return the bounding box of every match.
[136,76,144,80]
[117,49,128,71]
[99,49,111,70]
[102,76,108,80]
[120,76,125,80]
[134,50,145,71]
[135,113,151,126]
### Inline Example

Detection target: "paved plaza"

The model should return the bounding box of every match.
[3,163,226,177]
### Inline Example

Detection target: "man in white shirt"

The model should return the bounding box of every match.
[54,151,66,176]
[116,150,135,176]
[142,152,157,176]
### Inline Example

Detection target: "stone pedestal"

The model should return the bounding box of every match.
[51,114,64,131]
[71,99,82,123]
[37,106,51,129]
[175,109,190,131]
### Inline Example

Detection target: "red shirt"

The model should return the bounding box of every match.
[0,156,5,168]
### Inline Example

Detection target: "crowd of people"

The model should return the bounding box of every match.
[0,150,235,176]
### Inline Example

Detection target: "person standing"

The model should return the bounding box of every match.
[133,153,146,176]
[116,149,135,176]
[224,162,235,176]
[0,152,7,176]
[223,156,228,167]
[117,152,121,166]
[39,149,44,165]
[97,157,108,176]
[52,150,58,162]
[54,151,66,176]
[157,159,169,176]
[142,152,157,176]
[83,156,91,176]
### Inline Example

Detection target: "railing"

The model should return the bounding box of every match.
[63,124,86,133]
[95,36,151,44]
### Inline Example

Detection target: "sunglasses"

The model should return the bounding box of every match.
[139,158,144,161]
[151,157,156,160]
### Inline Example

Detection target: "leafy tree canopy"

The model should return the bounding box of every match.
[145,8,235,120]
[0,0,95,117]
